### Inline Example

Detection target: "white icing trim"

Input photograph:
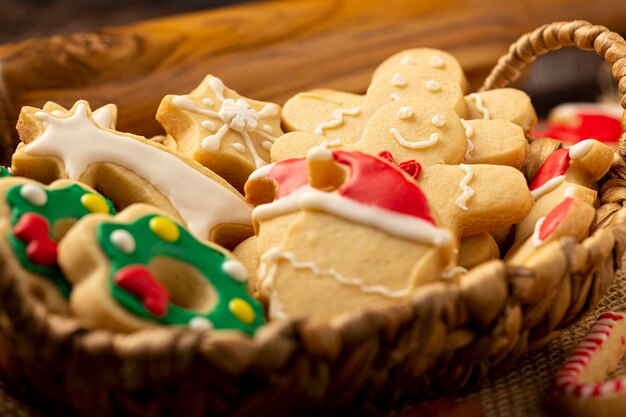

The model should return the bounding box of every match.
[110,229,136,254]
[222,259,248,282]
[247,162,276,182]
[531,175,565,200]
[467,93,490,120]
[390,128,439,149]
[253,188,452,246]
[460,119,474,160]
[441,266,468,279]
[398,106,413,119]
[20,184,47,207]
[28,103,252,239]
[568,139,595,160]
[172,76,279,168]
[314,107,361,135]
[389,93,401,101]
[431,114,446,127]
[259,247,410,301]
[531,217,546,247]
[454,164,475,210]
[320,139,342,148]
[307,145,333,161]
[92,107,115,129]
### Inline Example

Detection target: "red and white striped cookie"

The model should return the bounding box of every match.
[554,312,626,416]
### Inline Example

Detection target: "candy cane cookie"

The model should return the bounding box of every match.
[0,177,115,313]
[59,205,264,334]
[554,312,626,417]
[12,100,253,248]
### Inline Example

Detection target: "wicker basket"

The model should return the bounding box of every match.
[1,20,626,417]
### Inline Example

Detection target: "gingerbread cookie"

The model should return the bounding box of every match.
[233,236,259,294]
[59,204,264,334]
[514,139,613,243]
[247,147,460,320]
[12,100,253,248]
[0,177,115,312]
[457,233,499,270]
[464,88,537,135]
[282,48,468,144]
[157,75,283,192]
[554,312,626,417]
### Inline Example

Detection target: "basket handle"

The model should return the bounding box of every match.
[479,20,626,159]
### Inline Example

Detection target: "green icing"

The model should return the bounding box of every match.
[6,183,116,298]
[0,167,12,178]
[97,215,265,335]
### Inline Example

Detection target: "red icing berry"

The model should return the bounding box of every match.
[538,197,574,241]
[377,150,422,179]
[114,265,169,317]
[13,213,58,267]
[534,113,622,144]
[398,160,422,179]
[267,158,309,199]
[529,148,571,191]
[334,151,434,223]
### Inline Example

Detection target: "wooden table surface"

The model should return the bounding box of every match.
[0,1,626,416]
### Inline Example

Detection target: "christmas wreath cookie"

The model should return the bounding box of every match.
[58,205,264,334]
[0,177,115,313]
[554,312,626,417]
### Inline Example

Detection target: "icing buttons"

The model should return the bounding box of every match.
[229,297,255,324]
[425,80,442,92]
[110,229,136,254]
[222,259,248,282]
[20,184,47,207]
[397,106,413,120]
[149,216,180,242]
[81,193,110,214]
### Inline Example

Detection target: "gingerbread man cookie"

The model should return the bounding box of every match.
[514,139,613,244]
[282,48,468,144]
[554,312,626,417]
[464,88,537,135]
[59,204,264,334]
[0,177,115,312]
[157,75,283,192]
[12,100,253,248]
[246,148,455,320]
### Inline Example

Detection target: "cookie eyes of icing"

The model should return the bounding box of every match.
[20,184,48,207]
[110,229,136,254]
[149,216,180,242]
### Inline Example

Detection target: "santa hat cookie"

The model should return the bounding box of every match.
[514,139,613,244]
[245,147,455,320]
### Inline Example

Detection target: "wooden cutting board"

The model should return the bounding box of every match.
[0,0,625,161]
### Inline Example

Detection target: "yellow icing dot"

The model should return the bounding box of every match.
[229,298,255,324]
[81,194,110,213]
[149,216,180,242]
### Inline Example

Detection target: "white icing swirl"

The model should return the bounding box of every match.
[455,164,475,210]
[314,107,361,136]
